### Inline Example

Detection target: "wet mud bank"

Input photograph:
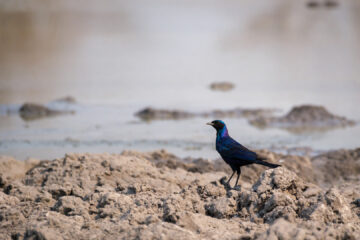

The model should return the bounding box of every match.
[0,148,359,239]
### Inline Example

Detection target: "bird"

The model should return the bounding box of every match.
[207,120,280,188]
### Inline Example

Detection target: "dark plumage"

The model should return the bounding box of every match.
[207,120,280,188]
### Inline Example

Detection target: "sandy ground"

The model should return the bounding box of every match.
[0,148,359,239]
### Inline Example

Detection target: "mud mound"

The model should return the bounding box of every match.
[311,148,360,186]
[202,108,276,119]
[0,151,359,239]
[239,168,356,225]
[135,107,195,120]
[19,103,74,121]
[0,156,39,187]
[135,107,276,121]
[125,149,317,185]
[121,149,230,174]
[250,105,355,132]
[51,96,76,104]
[209,82,235,91]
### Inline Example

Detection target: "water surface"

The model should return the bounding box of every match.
[1,0,359,160]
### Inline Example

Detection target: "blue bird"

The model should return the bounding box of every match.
[207,120,280,188]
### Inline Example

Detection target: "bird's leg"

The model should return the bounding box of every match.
[226,171,236,185]
[234,168,241,188]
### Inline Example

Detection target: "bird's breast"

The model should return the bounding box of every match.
[216,140,228,153]
[215,138,222,151]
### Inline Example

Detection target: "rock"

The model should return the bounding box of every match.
[209,82,235,91]
[250,105,356,132]
[19,103,73,121]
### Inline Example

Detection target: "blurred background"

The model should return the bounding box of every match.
[0,0,359,160]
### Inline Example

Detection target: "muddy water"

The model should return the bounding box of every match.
[1,0,360,160]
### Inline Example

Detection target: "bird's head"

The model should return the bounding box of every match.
[206,120,226,131]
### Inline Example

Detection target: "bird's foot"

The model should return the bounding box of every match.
[233,185,241,191]
[219,176,227,185]
[224,181,233,188]
[219,176,234,190]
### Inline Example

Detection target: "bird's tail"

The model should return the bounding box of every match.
[255,158,281,168]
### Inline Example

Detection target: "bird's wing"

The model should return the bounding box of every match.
[220,137,258,162]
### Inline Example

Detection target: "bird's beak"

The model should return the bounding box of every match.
[206,122,213,126]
